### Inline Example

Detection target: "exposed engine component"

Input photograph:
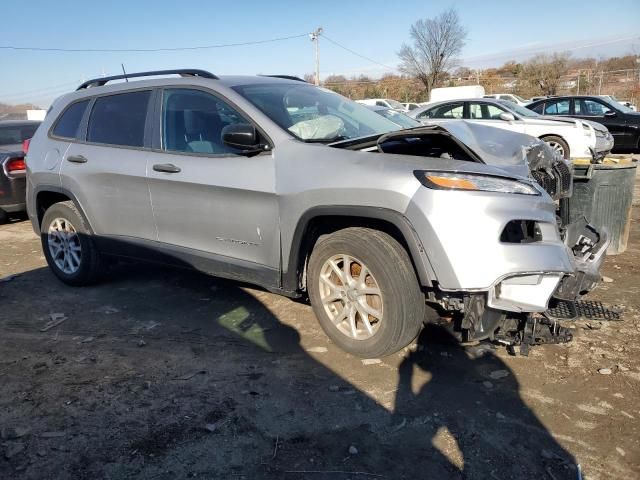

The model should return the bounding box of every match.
[494,315,573,356]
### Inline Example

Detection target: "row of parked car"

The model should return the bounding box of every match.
[356,89,640,158]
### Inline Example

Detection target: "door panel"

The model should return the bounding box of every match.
[59,90,155,240]
[61,143,156,239]
[147,88,280,272]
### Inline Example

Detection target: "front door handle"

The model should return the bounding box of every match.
[153,163,181,173]
[67,155,88,164]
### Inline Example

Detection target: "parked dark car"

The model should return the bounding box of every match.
[0,120,40,222]
[526,95,640,152]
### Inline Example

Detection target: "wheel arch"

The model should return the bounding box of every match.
[33,185,94,235]
[282,206,436,293]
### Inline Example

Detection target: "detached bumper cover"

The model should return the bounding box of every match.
[488,273,563,312]
[553,219,609,300]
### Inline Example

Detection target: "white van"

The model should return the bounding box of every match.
[429,85,485,103]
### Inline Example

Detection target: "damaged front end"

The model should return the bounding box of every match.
[370,122,609,350]
[336,121,609,351]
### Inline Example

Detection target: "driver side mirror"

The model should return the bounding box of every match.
[499,112,515,122]
[222,123,267,155]
[604,111,617,118]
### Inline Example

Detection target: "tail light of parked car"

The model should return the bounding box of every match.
[22,138,31,155]
[5,157,27,173]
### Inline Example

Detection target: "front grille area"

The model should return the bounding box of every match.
[554,160,572,194]
[532,170,557,198]
[531,159,572,200]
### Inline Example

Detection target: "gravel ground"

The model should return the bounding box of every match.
[0,172,638,479]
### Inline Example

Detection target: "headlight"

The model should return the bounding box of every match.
[415,171,540,196]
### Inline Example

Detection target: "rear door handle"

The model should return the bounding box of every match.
[153,163,181,173]
[67,155,88,164]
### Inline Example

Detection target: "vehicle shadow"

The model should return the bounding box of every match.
[392,324,577,479]
[0,260,576,479]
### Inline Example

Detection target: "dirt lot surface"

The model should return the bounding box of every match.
[1,175,639,479]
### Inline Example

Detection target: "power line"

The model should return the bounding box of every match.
[0,33,309,53]
[1,80,81,100]
[321,34,396,71]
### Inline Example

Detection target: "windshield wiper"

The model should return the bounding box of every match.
[302,135,348,143]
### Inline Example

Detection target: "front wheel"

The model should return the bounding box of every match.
[307,228,425,358]
[41,201,102,286]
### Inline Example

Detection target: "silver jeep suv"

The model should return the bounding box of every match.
[26,69,608,357]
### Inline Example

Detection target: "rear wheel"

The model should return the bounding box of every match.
[0,209,8,224]
[541,135,570,159]
[41,201,102,286]
[307,227,425,358]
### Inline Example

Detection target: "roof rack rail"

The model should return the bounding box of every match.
[77,69,218,90]
[260,75,307,83]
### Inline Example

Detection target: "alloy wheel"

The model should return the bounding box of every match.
[318,254,383,340]
[47,217,82,274]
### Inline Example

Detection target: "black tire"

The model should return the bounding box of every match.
[541,135,570,159]
[0,209,8,224]
[307,227,425,358]
[41,201,102,286]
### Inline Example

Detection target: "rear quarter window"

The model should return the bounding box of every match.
[52,100,90,139]
[529,103,544,114]
[87,91,151,147]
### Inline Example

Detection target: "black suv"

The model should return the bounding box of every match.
[526,95,640,152]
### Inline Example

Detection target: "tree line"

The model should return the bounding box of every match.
[320,8,639,103]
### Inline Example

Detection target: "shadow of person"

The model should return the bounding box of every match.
[393,324,577,480]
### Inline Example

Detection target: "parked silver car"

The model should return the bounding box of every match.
[26,70,607,357]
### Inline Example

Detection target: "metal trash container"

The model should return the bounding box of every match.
[567,162,637,255]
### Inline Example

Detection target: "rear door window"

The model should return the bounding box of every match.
[87,91,151,147]
[52,100,89,139]
[543,99,570,115]
[421,103,464,119]
[469,102,507,119]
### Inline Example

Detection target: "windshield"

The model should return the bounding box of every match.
[599,96,633,113]
[385,99,405,110]
[497,100,539,118]
[376,108,421,129]
[0,123,39,146]
[232,83,401,142]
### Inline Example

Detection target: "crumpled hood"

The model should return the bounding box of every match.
[425,120,557,175]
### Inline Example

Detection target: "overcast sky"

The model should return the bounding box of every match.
[1,0,639,107]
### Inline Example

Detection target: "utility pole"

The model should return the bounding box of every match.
[310,27,323,86]
[598,70,603,95]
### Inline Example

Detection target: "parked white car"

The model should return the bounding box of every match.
[356,98,406,111]
[408,98,614,159]
[401,102,421,111]
[484,94,528,106]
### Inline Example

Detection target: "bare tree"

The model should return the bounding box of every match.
[521,53,570,95]
[398,8,467,96]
